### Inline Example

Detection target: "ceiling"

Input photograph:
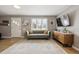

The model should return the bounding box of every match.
[0,5,71,16]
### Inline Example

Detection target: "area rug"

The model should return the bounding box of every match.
[1,39,67,54]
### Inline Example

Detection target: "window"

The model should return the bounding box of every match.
[31,18,48,30]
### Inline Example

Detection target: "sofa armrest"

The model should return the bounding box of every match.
[48,31,51,38]
[48,31,50,34]
[26,31,29,36]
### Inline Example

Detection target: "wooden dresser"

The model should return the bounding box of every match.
[53,31,74,47]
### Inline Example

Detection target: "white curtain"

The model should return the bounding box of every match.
[31,17,48,30]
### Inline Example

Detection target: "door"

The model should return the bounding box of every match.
[11,17,22,37]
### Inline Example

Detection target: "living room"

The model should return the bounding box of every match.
[0,5,79,54]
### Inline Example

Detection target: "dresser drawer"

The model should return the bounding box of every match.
[53,31,74,47]
[58,35,64,44]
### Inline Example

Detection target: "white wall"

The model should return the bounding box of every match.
[57,6,79,50]
[0,16,56,38]
[0,16,11,38]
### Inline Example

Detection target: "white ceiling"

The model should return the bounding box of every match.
[0,5,71,16]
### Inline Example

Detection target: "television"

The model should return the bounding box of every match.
[56,15,70,27]
[56,18,63,26]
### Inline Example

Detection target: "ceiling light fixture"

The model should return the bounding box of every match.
[14,5,21,9]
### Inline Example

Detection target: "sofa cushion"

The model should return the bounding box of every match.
[44,30,48,34]
[28,34,49,38]
[33,31,44,34]
[29,34,48,36]
[29,30,45,34]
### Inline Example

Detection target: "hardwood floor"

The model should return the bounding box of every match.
[0,38,22,52]
[55,40,79,54]
[0,38,79,54]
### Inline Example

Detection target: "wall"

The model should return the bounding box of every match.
[0,16,11,38]
[57,6,79,50]
[22,16,56,35]
[0,16,56,38]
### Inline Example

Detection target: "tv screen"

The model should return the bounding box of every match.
[56,18,63,26]
[56,15,71,27]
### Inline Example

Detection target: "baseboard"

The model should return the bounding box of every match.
[2,36,24,39]
[2,36,11,38]
[72,45,79,51]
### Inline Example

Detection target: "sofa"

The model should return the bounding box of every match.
[26,30,50,39]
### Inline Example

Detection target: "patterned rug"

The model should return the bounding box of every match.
[1,39,67,54]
